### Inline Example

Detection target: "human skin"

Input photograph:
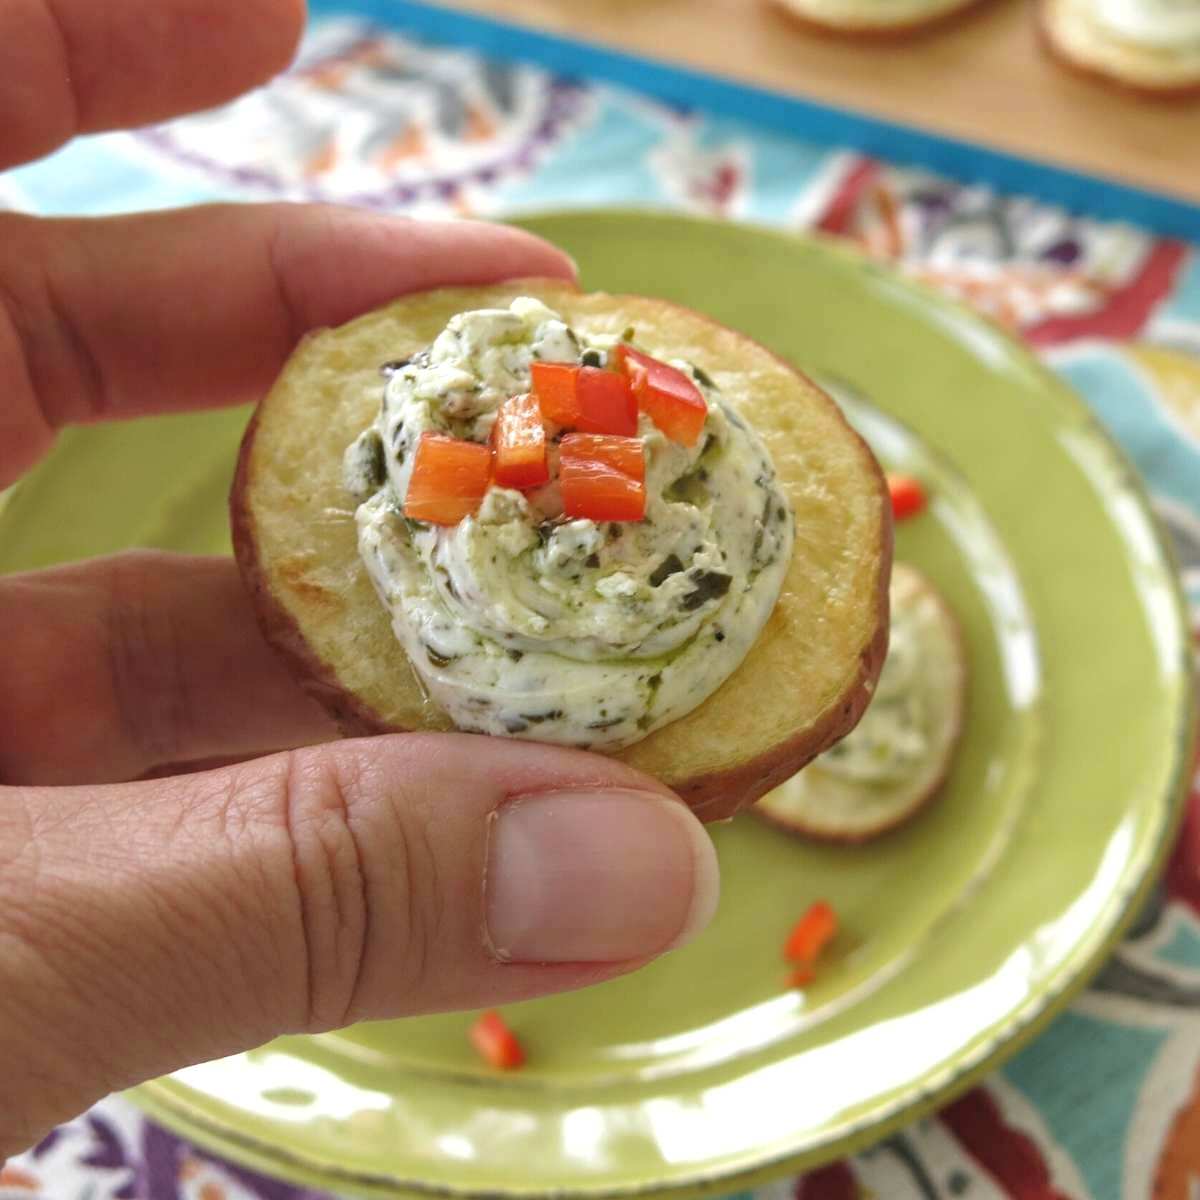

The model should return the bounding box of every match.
[0,0,719,1158]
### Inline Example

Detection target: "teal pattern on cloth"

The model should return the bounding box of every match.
[1053,348,1200,517]
[4,10,1200,1200]
[1001,1013,1169,1200]
[1156,918,1200,970]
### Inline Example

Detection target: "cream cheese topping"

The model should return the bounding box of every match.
[342,298,794,749]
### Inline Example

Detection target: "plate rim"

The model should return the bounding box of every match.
[124,206,1196,1198]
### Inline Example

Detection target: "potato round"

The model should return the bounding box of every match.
[231,280,891,821]
[755,563,966,841]
[1039,0,1200,96]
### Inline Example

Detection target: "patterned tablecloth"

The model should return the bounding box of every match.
[4,9,1200,1199]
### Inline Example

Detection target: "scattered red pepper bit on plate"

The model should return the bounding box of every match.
[469,1010,525,1071]
[615,344,708,447]
[785,965,815,989]
[404,433,492,525]
[560,432,646,522]
[784,900,839,965]
[887,473,927,521]
[492,393,549,490]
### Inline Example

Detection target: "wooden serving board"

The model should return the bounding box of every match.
[435,0,1200,208]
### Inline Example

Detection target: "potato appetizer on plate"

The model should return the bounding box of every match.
[1040,0,1200,95]
[231,281,892,820]
[756,562,967,841]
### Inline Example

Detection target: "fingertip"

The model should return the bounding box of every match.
[255,0,308,79]
[267,208,581,334]
[484,787,720,965]
[661,799,721,951]
[217,0,306,95]
[412,218,579,285]
[483,222,579,284]
[25,0,314,142]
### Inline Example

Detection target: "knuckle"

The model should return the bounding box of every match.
[275,748,445,1029]
[103,552,191,771]
[276,750,367,1031]
[0,212,107,431]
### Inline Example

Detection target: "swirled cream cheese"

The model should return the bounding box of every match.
[1093,0,1200,47]
[816,595,928,783]
[341,297,794,749]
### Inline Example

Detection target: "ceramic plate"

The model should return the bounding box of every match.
[1,211,1192,1198]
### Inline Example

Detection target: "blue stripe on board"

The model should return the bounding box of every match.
[308,0,1200,241]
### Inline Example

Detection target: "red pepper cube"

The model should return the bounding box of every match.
[783,900,839,965]
[469,1010,525,1070]
[559,433,646,523]
[532,361,637,436]
[404,433,491,525]
[887,473,927,521]
[562,432,645,480]
[492,393,549,490]
[615,345,708,447]
[531,361,580,427]
[575,366,638,437]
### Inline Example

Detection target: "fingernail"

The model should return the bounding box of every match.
[484,789,720,963]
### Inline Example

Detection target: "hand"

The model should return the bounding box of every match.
[0,0,720,1157]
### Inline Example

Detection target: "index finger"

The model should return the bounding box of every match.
[0,205,577,485]
[1,0,306,169]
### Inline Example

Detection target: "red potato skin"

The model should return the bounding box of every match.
[230,289,893,824]
[684,610,891,822]
[1037,6,1200,99]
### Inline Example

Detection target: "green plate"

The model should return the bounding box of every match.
[2,211,1192,1197]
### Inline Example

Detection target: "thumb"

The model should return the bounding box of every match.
[0,735,719,1150]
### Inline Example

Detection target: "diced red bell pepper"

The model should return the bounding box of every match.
[559,433,646,522]
[887,473,927,521]
[531,361,580,427]
[615,344,708,447]
[531,361,637,436]
[404,433,491,525]
[575,366,637,436]
[561,433,645,482]
[783,900,839,964]
[469,1010,525,1070]
[491,393,549,489]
